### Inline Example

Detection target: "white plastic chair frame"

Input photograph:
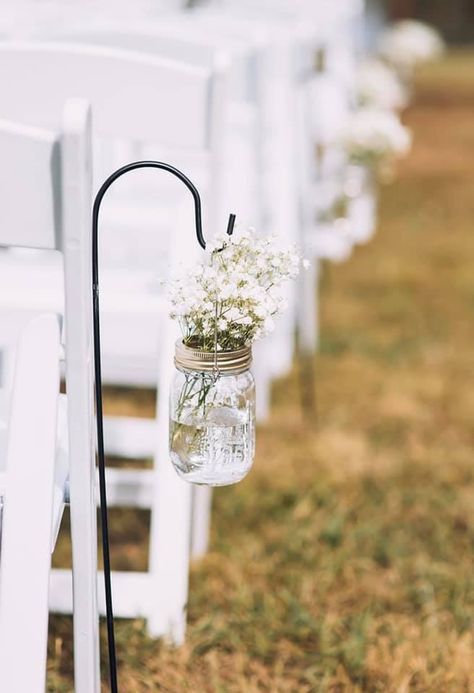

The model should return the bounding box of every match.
[0,314,62,693]
[0,106,100,693]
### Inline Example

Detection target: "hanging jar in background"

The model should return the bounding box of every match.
[344,163,377,244]
[169,341,255,487]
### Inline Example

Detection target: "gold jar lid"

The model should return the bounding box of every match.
[174,340,252,375]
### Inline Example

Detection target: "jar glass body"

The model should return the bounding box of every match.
[169,365,256,486]
[345,164,377,243]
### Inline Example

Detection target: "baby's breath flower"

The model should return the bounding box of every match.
[340,108,412,168]
[166,227,304,351]
[355,59,408,111]
[378,20,445,73]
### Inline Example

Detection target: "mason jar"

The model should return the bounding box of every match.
[344,163,377,243]
[169,341,256,487]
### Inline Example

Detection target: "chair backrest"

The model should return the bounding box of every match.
[52,22,255,102]
[0,121,61,249]
[0,102,94,462]
[0,41,219,149]
[0,313,60,693]
[40,24,263,228]
[0,39,229,240]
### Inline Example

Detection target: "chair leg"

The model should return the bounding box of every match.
[296,259,319,419]
[191,486,213,560]
[69,457,101,693]
[147,429,192,644]
[0,316,59,693]
[147,329,192,644]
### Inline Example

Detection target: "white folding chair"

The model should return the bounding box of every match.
[0,109,100,693]
[0,314,62,693]
[0,41,229,642]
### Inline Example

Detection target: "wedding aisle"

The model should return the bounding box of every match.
[48,50,474,692]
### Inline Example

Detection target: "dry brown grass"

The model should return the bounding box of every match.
[48,52,474,692]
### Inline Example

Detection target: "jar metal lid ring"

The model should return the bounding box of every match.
[174,340,252,375]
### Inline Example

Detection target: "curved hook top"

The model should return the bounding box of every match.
[92,160,206,287]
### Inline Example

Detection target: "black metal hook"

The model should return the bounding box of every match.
[92,161,234,693]
[93,161,206,290]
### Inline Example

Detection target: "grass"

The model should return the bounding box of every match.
[48,52,474,691]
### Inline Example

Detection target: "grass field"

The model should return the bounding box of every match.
[48,52,474,692]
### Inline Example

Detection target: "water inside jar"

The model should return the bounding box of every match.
[170,405,254,486]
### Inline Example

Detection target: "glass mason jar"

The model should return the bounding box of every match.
[169,341,256,487]
[344,163,377,243]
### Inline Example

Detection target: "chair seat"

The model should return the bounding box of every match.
[0,252,169,385]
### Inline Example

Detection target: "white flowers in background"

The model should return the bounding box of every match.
[378,20,445,74]
[355,58,408,112]
[167,228,305,352]
[340,108,412,168]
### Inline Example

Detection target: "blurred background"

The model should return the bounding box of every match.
[366,0,474,44]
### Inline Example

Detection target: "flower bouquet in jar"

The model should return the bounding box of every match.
[340,107,412,175]
[320,108,411,244]
[166,228,305,486]
[355,58,408,113]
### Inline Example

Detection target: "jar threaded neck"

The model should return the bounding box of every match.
[174,340,252,375]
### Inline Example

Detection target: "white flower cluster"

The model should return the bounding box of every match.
[167,228,306,351]
[355,59,408,112]
[340,108,412,167]
[378,20,445,73]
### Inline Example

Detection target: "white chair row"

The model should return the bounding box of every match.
[0,43,224,689]
[0,1,370,689]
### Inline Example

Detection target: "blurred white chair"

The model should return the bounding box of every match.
[0,108,100,693]
[214,0,368,362]
[0,314,63,693]
[297,39,355,355]
[0,41,228,645]
[42,21,262,230]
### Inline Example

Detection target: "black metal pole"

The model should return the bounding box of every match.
[92,161,207,692]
